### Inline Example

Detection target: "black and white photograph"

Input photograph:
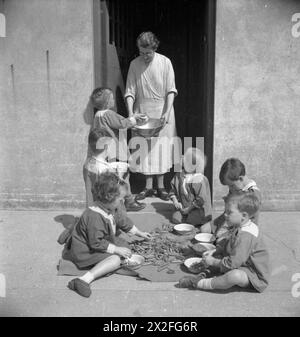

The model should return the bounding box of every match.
[0,0,300,319]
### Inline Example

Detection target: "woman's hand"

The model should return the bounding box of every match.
[134,113,148,121]
[115,246,132,259]
[160,114,169,127]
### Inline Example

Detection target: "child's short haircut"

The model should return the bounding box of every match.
[91,87,113,110]
[219,158,246,185]
[92,172,121,203]
[227,192,260,218]
[88,128,112,154]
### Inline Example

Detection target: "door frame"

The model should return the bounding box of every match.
[204,0,216,193]
[92,0,216,193]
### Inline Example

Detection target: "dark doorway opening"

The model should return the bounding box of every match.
[93,0,216,193]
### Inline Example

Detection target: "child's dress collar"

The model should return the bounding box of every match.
[182,172,205,195]
[92,156,109,165]
[240,220,259,237]
[89,204,116,234]
[242,180,259,191]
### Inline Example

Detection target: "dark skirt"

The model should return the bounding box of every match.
[63,235,130,269]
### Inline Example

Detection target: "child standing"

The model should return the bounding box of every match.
[66,172,151,298]
[169,148,212,232]
[84,128,127,207]
[89,87,146,212]
[84,127,144,211]
[178,193,270,292]
[213,158,262,242]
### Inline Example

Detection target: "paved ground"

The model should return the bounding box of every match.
[0,199,300,317]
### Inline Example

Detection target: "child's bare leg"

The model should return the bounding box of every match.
[68,255,121,298]
[88,255,121,281]
[197,269,249,290]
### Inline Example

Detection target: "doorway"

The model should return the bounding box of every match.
[93,0,216,192]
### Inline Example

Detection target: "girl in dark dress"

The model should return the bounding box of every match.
[67,172,151,298]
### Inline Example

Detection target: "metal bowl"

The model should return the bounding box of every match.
[184,257,203,270]
[124,254,145,268]
[174,223,194,235]
[194,233,214,243]
[133,118,164,138]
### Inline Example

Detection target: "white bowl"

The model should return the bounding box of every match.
[125,254,145,267]
[184,257,203,269]
[194,233,214,243]
[174,223,194,235]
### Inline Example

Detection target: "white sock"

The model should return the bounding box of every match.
[79,271,94,284]
[197,278,214,290]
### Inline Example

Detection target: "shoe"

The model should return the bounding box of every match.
[157,188,169,201]
[68,278,91,298]
[125,200,146,212]
[177,276,198,289]
[177,274,205,289]
[135,188,156,201]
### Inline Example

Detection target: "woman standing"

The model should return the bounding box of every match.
[125,32,178,201]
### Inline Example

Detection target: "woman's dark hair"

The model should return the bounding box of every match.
[136,31,160,50]
[88,128,112,154]
[219,158,246,185]
[92,172,121,204]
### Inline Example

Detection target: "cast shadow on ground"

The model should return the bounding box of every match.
[151,201,174,221]
[174,282,256,294]
[54,214,79,230]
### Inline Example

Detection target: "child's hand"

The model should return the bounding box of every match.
[202,249,216,258]
[203,255,219,267]
[138,231,152,240]
[181,206,192,215]
[173,200,183,211]
[115,247,132,259]
[192,197,204,209]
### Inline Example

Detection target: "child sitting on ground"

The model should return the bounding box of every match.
[169,147,212,233]
[89,86,146,212]
[66,172,151,298]
[213,158,262,242]
[178,193,270,293]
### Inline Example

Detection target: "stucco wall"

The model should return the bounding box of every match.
[1,0,300,210]
[0,0,94,208]
[214,0,300,211]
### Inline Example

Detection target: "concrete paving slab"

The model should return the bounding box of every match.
[0,205,300,317]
